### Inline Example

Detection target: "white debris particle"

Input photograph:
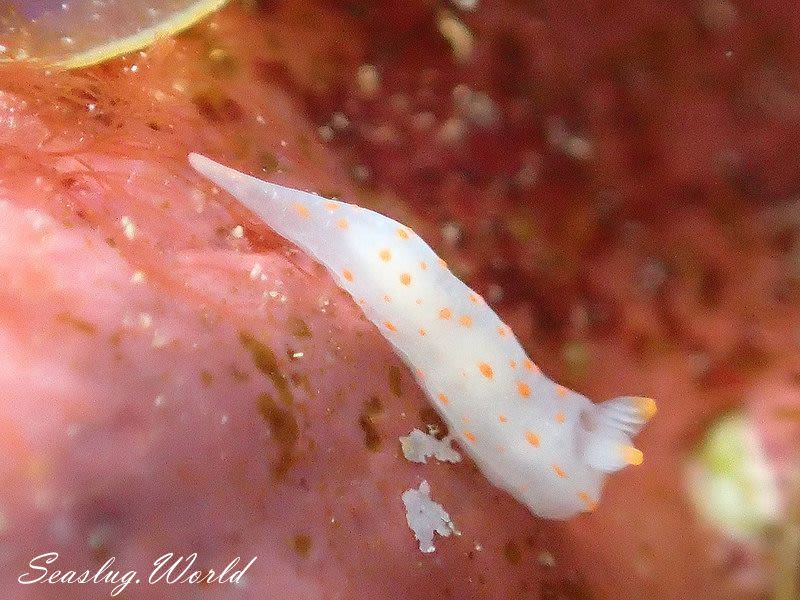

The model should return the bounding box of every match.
[452,0,478,10]
[437,117,467,145]
[441,221,464,246]
[318,124,334,141]
[357,64,381,97]
[487,283,504,303]
[331,112,350,130]
[151,330,169,348]
[546,117,593,161]
[537,551,556,567]
[130,270,146,284]
[24,208,48,230]
[352,164,371,181]
[412,111,436,131]
[138,313,153,329]
[453,85,500,128]
[402,480,458,553]
[250,263,263,280]
[120,215,136,240]
[514,158,540,189]
[437,10,474,63]
[231,225,244,238]
[190,188,206,213]
[400,428,462,464]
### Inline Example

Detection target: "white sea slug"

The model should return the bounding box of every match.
[189,153,657,519]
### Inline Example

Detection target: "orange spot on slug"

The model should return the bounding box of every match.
[458,315,473,327]
[292,203,310,218]
[578,491,597,512]
[336,218,349,230]
[479,363,494,379]
[439,307,452,320]
[397,228,410,240]
[399,273,412,286]
[463,430,476,443]
[525,431,540,447]
[552,465,567,478]
[379,249,391,262]
[343,269,354,282]
[517,381,531,398]
[437,393,449,405]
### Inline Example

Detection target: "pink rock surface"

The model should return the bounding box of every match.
[0,1,797,599]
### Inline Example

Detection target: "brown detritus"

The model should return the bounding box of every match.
[503,540,522,565]
[230,365,250,382]
[205,47,239,79]
[419,405,448,438]
[540,574,593,600]
[257,393,299,479]
[252,59,297,93]
[240,331,295,406]
[287,316,313,338]
[290,534,312,557]
[290,372,314,398]
[200,370,214,386]
[387,365,403,397]
[358,396,384,451]
[259,151,282,175]
[726,336,776,376]
[364,396,383,416]
[192,89,244,124]
[774,405,800,420]
[56,312,98,335]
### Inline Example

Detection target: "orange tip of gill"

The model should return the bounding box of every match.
[621,445,644,466]
[635,396,658,421]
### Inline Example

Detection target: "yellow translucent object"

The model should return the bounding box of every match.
[0,0,228,69]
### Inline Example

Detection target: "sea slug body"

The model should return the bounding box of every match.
[188,153,657,519]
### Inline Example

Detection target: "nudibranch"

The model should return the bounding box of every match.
[189,153,657,519]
